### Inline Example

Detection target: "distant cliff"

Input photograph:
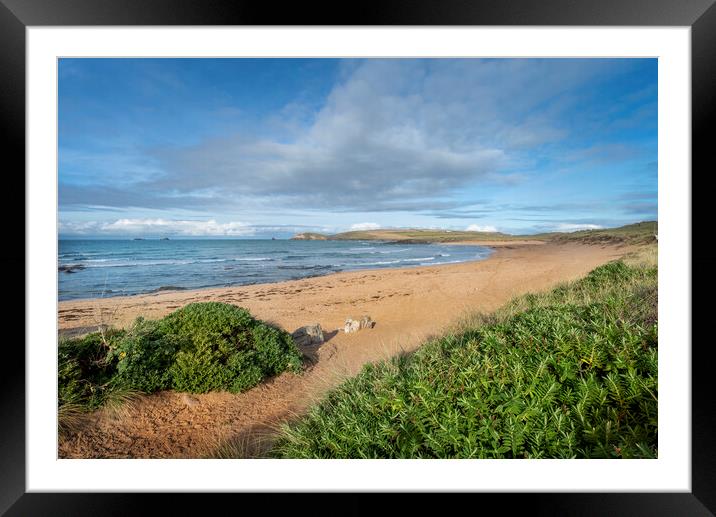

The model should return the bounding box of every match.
[289,222,657,244]
[290,232,329,240]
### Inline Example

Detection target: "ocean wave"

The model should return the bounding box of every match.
[277,264,335,270]
[375,248,410,254]
[85,259,195,268]
[402,257,435,262]
[334,250,369,255]
[420,260,459,265]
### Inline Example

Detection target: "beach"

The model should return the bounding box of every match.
[58,241,633,458]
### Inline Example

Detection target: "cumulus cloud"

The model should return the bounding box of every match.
[466,224,498,233]
[60,218,255,237]
[64,59,617,213]
[349,222,381,231]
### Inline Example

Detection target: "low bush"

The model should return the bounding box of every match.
[58,328,125,410]
[109,318,181,393]
[162,302,303,393]
[271,260,658,459]
[58,302,304,412]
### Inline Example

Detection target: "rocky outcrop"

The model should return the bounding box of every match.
[292,324,325,346]
[344,319,360,334]
[344,315,375,333]
[59,264,86,274]
[290,233,328,241]
[360,315,375,329]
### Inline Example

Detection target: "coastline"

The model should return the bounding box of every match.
[58,241,633,458]
[57,239,499,304]
[57,241,621,335]
[56,240,540,308]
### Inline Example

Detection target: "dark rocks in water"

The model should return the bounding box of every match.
[150,285,188,293]
[292,324,325,346]
[133,238,145,241]
[385,239,429,245]
[59,264,85,274]
[160,237,170,240]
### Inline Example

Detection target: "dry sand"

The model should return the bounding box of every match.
[58,241,632,458]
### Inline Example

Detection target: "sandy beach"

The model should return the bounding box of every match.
[58,241,633,458]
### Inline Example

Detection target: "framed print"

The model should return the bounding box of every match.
[3,0,714,513]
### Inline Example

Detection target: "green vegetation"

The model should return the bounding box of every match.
[58,302,303,415]
[290,221,657,245]
[271,253,658,458]
[547,221,658,246]
[330,229,518,243]
[58,327,129,411]
[292,228,518,243]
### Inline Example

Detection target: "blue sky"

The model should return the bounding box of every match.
[58,58,657,238]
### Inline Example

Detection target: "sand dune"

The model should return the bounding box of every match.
[58,241,632,458]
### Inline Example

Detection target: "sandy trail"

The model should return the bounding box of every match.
[58,242,631,458]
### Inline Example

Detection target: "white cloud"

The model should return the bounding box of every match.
[466,224,498,233]
[349,222,381,231]
[554,223,603,232]
[60,59,653,231]
[132,59,576,212]
[60,218,255,236]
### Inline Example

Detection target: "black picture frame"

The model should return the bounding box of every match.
[2,0,713,514]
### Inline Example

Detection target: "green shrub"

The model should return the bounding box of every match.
[578,260,637,288]
[271,260,658,459]
[108,318,182,393]
[58,328,125,410]
[171,345,235,393]
[58,302,304,412]
[162,302,302,393]
[158,302,256,352]
[251,323,303,374]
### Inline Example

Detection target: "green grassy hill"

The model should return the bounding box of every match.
[330,229,519,243]
[290,221,658,245]
[546,221,658,245]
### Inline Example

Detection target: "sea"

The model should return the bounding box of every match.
[58,239,493,301]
